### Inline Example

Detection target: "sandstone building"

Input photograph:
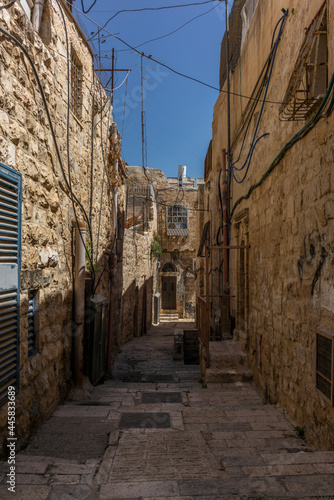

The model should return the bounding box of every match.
[200,0,334,449]
[0,0,126,451]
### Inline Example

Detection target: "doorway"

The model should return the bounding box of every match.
[161,276,177,310]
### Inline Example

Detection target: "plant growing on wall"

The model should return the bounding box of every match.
[151,234,162,260]
[85,238,100,275]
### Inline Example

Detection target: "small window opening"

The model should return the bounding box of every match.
[316,327,334,405]
[167,205,189,236]
[71,47,83,119]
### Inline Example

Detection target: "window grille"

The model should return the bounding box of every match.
[316,327,334,405]
[162,263,176,273]
[167,205,189,236]
[71,48,83,119]
[280,2,328,121]
[0,163,22,406]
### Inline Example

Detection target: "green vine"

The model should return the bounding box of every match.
[85,238,100,274]
[151,234,162,260]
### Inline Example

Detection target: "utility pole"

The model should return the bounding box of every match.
[141,53,147,171]
[111,48,114,106]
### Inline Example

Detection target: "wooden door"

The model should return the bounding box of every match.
[161,276,176,310]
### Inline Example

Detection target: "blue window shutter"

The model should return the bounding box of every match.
[0,163,22,405]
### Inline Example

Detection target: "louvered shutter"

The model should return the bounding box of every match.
[0,163,22,405]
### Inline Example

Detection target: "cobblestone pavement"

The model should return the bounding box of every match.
[1,322,334,499]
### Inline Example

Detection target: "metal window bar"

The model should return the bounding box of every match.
[28,290,36,357]
[280,3,328,121]
[126,185,152,235]
[71,50,83,118]
[316,331,333,404]
[0,163,22,406]
[166,205,189,236]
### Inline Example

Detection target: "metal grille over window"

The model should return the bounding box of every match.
[280,2,328,121]
[167,205,189,236]
[71,48,83,119]
[0,163,22,405]
[126,184,152,235]
[162,263,176,273]
[28,290,36,357]
[316,328,333,404]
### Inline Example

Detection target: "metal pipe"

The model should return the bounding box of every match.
[225,0,231,219]
[106,253,115,372]
[221,149,230,338]
[32,0,45,33]
[72,218,87,388]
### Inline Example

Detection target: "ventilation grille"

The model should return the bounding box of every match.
[316,328,333,405]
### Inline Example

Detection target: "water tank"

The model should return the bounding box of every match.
[178,165,187,180]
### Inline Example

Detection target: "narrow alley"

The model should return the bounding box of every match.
[1,321,334,500]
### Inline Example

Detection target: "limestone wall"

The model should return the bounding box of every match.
[0,0,121,450]
[157,184,199,319]
[121,167,158,346]
[208,0,334,448]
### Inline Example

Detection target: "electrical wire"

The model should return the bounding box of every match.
[0,0,16,11]
[0,25,97,284]
[71,2,287,103]
[81,0,97,14]
[115,3,219,52]
[229,72,334,220]
[55,0,97,289]
[88,0,218,42]
[232,133,269,184]
[231,11,288,184]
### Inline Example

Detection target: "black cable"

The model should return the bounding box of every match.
[81,0,97,14]
[0,26,95,248]
[89,69,95,228]
[88,0,218,42]
[55,0,96,288]
[0,0,16,11]
[115,3,219,52]
[72,3,287,103]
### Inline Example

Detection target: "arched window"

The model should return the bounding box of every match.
[162,262,176,273]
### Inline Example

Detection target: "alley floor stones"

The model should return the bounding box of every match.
[1,321,334,499]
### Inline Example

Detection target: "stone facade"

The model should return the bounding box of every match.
[0,0,124,452]
[157,176,202,320]
[121,167,158,346]
[204,0,334,449]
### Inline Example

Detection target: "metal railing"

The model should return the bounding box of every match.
[197,295,210,367]
[126,185,152,235]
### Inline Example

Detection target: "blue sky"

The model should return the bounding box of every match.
[74,0,229,179]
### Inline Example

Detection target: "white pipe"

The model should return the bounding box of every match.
[72,218,87,388]
[32,0,45,33]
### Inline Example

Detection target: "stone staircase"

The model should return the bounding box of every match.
[160,310,179,322]
[205,340,253,384]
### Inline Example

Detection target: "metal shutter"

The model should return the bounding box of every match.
[0,163,22,405]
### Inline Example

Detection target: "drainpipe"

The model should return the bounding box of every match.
[72,218,87,388]
[32,0,45,33]
[106,153,118,372]
[221,149,230,338]
[106,252,115,373]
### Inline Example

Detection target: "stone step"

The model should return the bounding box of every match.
[205,366,253,384]
[209,340,247,368]
[160,316,179,322]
